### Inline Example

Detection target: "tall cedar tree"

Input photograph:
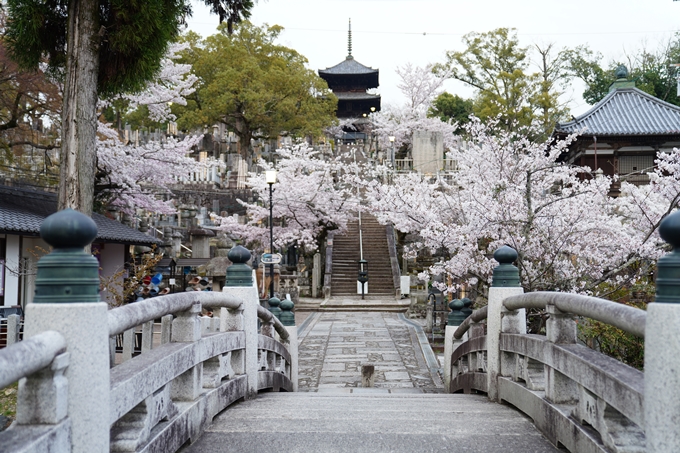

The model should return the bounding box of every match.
[4,0,252,215]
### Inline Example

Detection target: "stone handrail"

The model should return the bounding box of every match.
[452,306,487,339]
[447,289,648,452]
[108,292,243,336]
[0,330,71,452]
[504,291,646,338]
[452,290,647,340]
[104,286,296,452]
[256,305,290,342]
[2,210,298,453]
[0,330,66,388]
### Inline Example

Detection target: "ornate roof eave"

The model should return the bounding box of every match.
[555,87,680,136]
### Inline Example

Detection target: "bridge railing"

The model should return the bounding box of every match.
[0,209,297,453]
[445,232,680,453]
[0,331,70,452]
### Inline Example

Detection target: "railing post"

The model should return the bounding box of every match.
[500,302,526,380]
[487,246,523,402]
[23,209,110,453]
[6,314,20,346]
[645,212,680,452]
[280,298,298,391]
[222,245,259,398]
[171,301,203,401]
[544,304,578,404]
[444,298,471,389]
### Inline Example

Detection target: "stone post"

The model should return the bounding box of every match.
[543,304,578,404]
[6,314,20,346]
[312,252,321,298]
[499,304,526,379]
[645,211,680,451]
[223,245,259,398]
[171,301,203,401]
[487,246,523,402]
[23,209,110,453]
[190,228,214,259]
[444,298,469,389]
[279,298,298,391]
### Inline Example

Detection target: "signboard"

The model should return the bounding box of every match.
[0,259,4,296]
[261,253,282,264]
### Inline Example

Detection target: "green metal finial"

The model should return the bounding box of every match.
[279,298,295,326]
[268,296,282,320]
[491,245,521,287]
[448,297,473,326]
[447,299,465,326]
[224,245,253,287]
[655,211,680,303]
[614,65,629,80]
[460,297,472,317]
[34,209,101,303]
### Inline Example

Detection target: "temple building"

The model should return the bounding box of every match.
[554,65,680,189]
[318,20,381,121]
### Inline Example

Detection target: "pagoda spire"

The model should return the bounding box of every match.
[347,18,353,60]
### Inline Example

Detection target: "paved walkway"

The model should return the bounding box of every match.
[296,311,443,392]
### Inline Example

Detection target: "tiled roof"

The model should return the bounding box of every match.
[0,185,162,245]
[319,57,378,75]
[556,87,680,136]
[334,92,381,101]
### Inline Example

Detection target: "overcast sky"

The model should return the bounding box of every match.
[188,0,680,116]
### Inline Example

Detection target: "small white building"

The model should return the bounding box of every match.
[0,184,163,308]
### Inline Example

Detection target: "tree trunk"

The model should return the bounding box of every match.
[233,116,252,160]
[58,0,100,216]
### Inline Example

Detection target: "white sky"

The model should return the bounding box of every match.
[187,0,680,116]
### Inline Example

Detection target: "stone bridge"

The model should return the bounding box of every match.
[1,208,679,452]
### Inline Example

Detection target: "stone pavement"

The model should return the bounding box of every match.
[296,311,443,392]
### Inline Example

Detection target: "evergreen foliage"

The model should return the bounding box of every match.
[174,22,337,158]
[4,0,253,96]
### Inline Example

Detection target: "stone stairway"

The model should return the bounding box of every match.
[331,215,396,298]
[181,392,559,452]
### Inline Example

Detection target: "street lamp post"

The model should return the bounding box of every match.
[265,169,277,299]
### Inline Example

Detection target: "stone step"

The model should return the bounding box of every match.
[181,393,558,453]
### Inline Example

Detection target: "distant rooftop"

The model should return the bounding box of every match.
[555,87,680,136]
[0,185,162,245]
[319,57,378,76]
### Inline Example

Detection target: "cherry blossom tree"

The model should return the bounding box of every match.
[614,150,680,259]
[94,43,206,214]
[369,63,459,152]
[214,145,358,252]
[364,118,650,297]
[95,123,203,214]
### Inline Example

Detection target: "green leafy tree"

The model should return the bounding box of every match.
[567,37,680,106]
[4,0,253,215]
[174,23,337,159]
[435,28,534,130]
[427,92,473,130]
[436,29,577,137]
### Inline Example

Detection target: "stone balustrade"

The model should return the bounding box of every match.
[444,224,680,452]
[0,209,297,453]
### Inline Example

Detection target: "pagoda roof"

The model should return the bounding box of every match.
[555,87,680,136]
[319,57,378,76]
[334,92,381,101]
